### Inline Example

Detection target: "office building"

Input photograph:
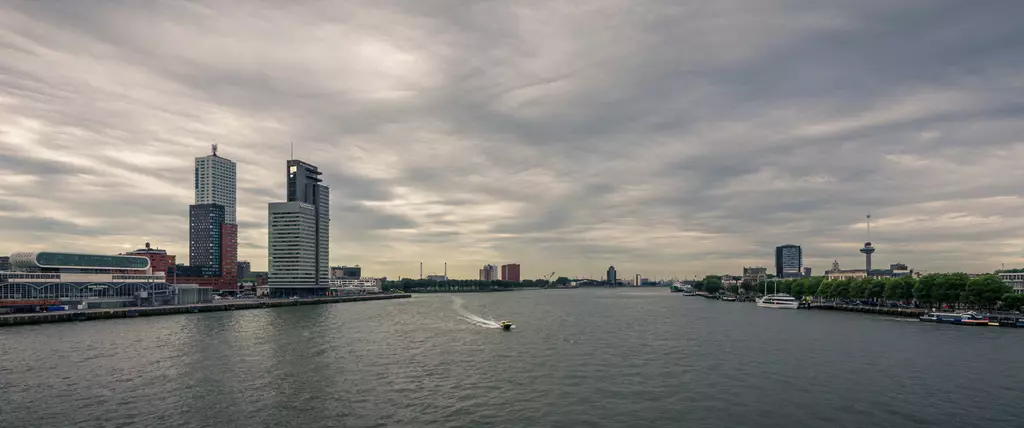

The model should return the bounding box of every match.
[237,260,251,279]
[330,265,362,280]
[195,144,237,224]
[607,266,617,285]
[189,203,225,274]
[268,159,330,295]
[0,256,9,272]
[998,272,1024,295]
[124,243,176,276]
[803,267,812,278]
[775,245,803,279]
[479,264,498,281]
[426,275,447,282]
[501,264,521,282]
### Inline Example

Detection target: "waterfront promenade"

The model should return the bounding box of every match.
[0,294,410,327]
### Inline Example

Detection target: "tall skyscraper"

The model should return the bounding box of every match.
[775,245,803,279]
[501,264,521,282]
[269,159,330,294]
[236,260,251,279]
[181,145,238,290]
[195,144,237,224]
[607,266,617,285]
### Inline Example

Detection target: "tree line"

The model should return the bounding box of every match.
[694,273,1021,311]
[382,278,564,293]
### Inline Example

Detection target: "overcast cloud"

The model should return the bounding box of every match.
[1,1,1023,279]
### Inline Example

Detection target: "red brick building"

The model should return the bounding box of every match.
[501,263,521,282]
[123,243,176,275]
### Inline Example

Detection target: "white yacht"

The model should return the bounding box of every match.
[756,294,799,309]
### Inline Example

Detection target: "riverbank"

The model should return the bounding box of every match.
[809,302,926,318]
[0,294,411,327]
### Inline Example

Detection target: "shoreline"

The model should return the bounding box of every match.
[0,294,411,328]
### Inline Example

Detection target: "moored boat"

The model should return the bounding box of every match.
[756,294,799,309]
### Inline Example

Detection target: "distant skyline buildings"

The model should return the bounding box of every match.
[501,264,521,282]
[775,245,803,279]
[479,264,498,281]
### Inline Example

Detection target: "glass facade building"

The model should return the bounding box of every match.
[189,203,225,276]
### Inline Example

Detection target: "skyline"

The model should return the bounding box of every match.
[2,2,1024,279]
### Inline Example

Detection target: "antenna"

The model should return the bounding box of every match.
[290,141,294,160]
[866,213,871,241]
[212,143,218,156]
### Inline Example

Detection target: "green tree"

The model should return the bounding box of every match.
[805,277,824,297]
[885,276,916,302]
[554,277,571,286]
[866,278,886,302]
[914,274,939,306]
[816,280,834,298]
[849,279,867,300]
[999,293,1023,311]
[830,280,851,300]
[740,280,758,294]
[702,276,723,294]
[967,274,1011,309]
[727,284,740,295]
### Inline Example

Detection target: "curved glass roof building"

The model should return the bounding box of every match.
[9,252,150,271]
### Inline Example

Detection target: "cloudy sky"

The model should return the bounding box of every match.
[2,1,1023,280]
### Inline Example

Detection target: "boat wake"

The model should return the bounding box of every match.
[453,297,501,329]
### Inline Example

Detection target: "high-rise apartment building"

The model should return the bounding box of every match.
[268,159,330,295]
[195,144,237,224]
[189,203,225,275]
[775,244,803,279]
[607,266,617,285]
[501,264,521,282]
[178,145,238,291]
[479,264,498,281]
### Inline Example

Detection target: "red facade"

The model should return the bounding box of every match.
[501,264,521,282]
[219,223,238,290]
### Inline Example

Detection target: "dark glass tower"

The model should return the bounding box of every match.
[189,203,225,276]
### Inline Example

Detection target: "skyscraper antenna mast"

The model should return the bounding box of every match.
[290,141,294,160]
[867,213,871,241]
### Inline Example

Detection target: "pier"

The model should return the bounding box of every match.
[0,294,411,327]
[809,302,925,318]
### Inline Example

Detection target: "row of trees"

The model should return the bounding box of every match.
[382,278,563,293]
[693,273,1019,310]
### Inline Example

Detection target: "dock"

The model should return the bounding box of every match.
[0,294,411,327]
[809,302,925,318]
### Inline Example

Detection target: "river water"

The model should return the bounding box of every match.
[2,288,1021,427]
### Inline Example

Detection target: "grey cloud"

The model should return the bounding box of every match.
[1,1,1023,277]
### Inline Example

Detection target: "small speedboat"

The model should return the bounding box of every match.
[499,320,513,331]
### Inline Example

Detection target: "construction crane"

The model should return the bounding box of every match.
[543,272,556,282]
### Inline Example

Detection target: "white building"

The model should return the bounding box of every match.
[267,159,330,294]
[194,144,237,224]
[998,272,1024,294]
[479,264,498,281]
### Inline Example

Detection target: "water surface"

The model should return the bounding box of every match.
[2,288,1020,427]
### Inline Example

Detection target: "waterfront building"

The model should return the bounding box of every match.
[775,245,803,279]
[268,159,330,296]
[501,264,521,282]
[0,251,196,309]
[607,266,617,285]
[426,275,447,281]
[0,256,10,272]
[803,267,813,278]
[479,264,499,281]
[998,272,1024,295]
[194,144,237,224]
[180,203,238,291]
[123,243,176,276]
[742,266,767,282]
[330,265,362,279]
